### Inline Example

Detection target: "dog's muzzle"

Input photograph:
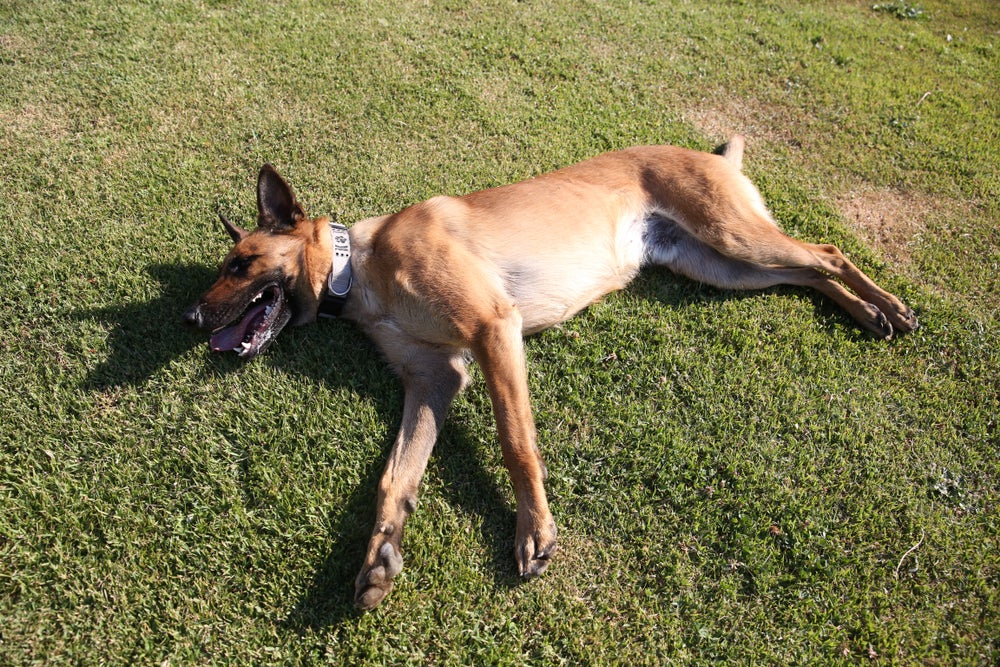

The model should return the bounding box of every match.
[182,304,205,329]
[182,284,292,359]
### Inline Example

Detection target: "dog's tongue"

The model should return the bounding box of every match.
[209,302,269,352]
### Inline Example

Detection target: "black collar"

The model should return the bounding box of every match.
[317,222,352,319]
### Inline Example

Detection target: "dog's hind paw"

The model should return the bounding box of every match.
[355,541,404,610]
[871,307,894,340]
[873,293,918,336]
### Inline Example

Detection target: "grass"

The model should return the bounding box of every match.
[1,0,998,663]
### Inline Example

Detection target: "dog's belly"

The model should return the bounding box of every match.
[504,211,648,335]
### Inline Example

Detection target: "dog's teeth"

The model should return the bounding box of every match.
[241,341,251,350]
[264,305,273,315]
[232,347,242,353]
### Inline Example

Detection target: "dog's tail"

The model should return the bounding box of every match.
[713,135,745,170]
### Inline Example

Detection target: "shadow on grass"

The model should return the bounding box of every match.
[632,266,875,341]
[75,262,215,389]
[73,259,523,627]
[280,417,521,630]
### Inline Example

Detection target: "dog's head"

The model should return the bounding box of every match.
[183,165,331,359]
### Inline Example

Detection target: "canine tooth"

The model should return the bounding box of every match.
[241,341,251,350]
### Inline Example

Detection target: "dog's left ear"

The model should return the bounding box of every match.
[257,164,306,233]
[218,210,248,243]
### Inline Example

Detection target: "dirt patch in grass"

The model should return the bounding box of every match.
[0,103,71,143]
[685,97,805,149]
[834,186,959,266]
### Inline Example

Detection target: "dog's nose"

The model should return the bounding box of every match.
[182,304,204,329]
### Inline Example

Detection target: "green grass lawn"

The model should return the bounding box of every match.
[2,0,998,663]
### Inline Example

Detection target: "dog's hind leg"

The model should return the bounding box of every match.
[645,218,910,338]
[354,346,469,610]
[718,218,917,335]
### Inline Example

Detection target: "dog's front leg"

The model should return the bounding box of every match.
[472,311,557,578]
[354,350,469,610]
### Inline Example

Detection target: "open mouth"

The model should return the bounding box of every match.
[208,285,291,358]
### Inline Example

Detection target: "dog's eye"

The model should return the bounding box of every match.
[227,255,255,275]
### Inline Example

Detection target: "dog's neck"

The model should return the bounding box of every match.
[317,221,352,318]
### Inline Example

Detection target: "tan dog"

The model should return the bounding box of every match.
[183,136,917,609]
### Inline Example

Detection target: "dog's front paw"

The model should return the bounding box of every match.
[516,516,557,578]
[355,541,404,610]
[873,293,918,336]
[890,304,919,334]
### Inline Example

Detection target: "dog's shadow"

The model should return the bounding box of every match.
[75,262,215,390]
[75,261,519,627]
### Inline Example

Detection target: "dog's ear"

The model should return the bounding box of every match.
[257,164,306,233]
[218,210,248,243]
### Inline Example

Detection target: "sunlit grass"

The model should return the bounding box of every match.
[1,0,997,663]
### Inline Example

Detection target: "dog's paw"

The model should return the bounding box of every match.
[871,307,895,340]
[355,541,404,610]
[516,517,557,578]
[872,293,918,336]
[856,302,895,340]
[890,304,919,334]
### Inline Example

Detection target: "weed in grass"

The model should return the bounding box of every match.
[872,2,928,20]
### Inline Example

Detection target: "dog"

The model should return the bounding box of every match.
[183,136,917,609]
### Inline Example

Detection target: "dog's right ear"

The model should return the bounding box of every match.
[257,164,306,233]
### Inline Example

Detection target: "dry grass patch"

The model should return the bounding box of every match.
[685,97,806,150]
[833,186,948,266]
[0,103,73,144]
